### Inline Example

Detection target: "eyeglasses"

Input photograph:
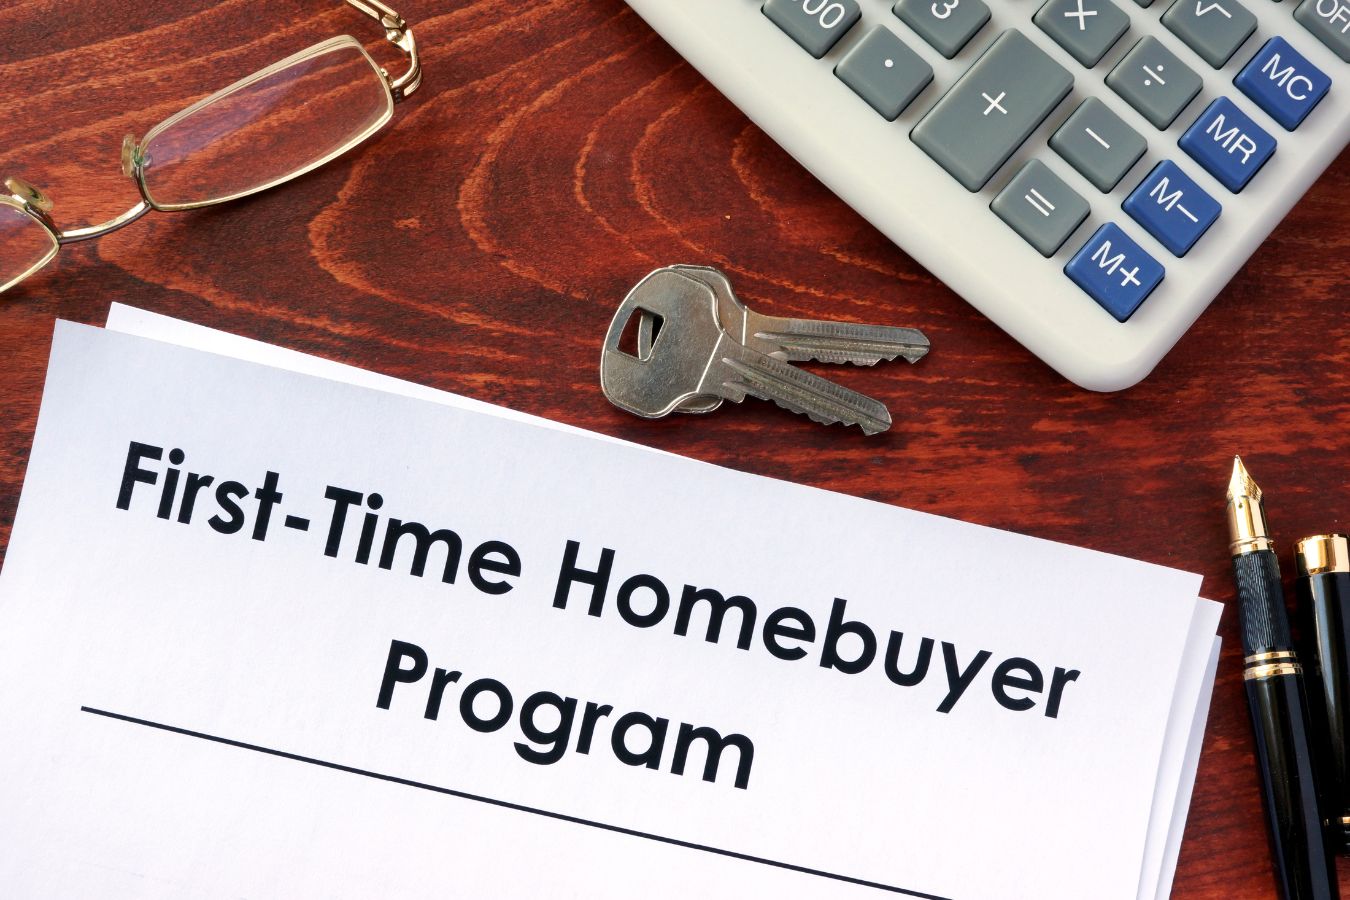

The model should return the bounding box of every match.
[0,0,421,295]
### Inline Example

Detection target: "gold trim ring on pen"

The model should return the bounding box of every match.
[1245,650,1299,665]
[1244,662,1303,680]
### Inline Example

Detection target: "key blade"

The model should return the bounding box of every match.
[719,351,892,435]
[671,265,929,366]
[752,318,931,365]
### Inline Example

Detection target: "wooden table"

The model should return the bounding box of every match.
[0,2,1346,896]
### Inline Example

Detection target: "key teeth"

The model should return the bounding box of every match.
[756,330,930,367]
[780,350,899,366]
[738,385,891,435]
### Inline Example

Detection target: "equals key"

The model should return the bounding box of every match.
[991,160,1090,257]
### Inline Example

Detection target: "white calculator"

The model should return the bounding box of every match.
[622,0,1349,390]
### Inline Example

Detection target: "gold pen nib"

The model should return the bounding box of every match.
[1228,455,1261,504]
[1227,456,1272,556]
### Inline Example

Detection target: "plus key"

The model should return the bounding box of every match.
[913,30,1073,191]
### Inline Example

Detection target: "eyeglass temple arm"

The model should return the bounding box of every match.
[344,0,421,101]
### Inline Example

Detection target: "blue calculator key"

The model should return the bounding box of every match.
[1123,161,1221,256]
[1179,97,1276,192]
[1234,38,1331,131]
[1065,223,1165,321]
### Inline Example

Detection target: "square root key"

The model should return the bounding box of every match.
[1162,0,1257,68]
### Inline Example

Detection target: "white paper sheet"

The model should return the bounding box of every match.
[104,303,1225,900]
[0,319,1218,900]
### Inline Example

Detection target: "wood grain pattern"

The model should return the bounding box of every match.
[0,1,1346,895]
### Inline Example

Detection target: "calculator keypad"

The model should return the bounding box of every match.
[756,0,1344,335]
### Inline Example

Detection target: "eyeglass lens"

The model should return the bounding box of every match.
[0,205,59,294]
[138,37,395,210]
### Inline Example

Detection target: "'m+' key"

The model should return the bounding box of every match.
[1065,224,1165,322]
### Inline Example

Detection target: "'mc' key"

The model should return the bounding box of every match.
[1235,37,1331,131]
[1179,97,1277,192]
[1065,223,1165,322]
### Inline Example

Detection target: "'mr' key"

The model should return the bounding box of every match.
[1179,97,1276,192]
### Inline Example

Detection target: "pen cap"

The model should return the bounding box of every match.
[1298,535,1350,578]
[1295,534,1350,854]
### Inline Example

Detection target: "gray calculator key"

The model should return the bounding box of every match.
[912,30,1074,191]
[763,0,862,59]
[1050,98,1147,191]
[894,0,991,58]
[1034,0,1131,67]
[1295,0,1350,62]
[1162,0,1257,67]
[836,26,934,120]
[1106,37,1203,129]
[991,160,1090,256]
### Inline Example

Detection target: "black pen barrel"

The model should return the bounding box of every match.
[1297,537,1350,853]
[1228,460,1340,900]
[1245,666,1339,900]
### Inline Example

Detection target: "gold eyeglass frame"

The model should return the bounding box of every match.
[0,0,421,294]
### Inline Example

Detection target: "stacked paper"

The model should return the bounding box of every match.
[0,307,1220,900]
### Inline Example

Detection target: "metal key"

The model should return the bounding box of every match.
[601,269,892,435]
[637,264,929,415]
[669,265,929,365]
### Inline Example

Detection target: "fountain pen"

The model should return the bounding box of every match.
[1227,456,1339,900]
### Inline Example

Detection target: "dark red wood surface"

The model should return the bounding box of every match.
[0,2,1347,896]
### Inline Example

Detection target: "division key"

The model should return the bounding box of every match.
[912,30,1074,191]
